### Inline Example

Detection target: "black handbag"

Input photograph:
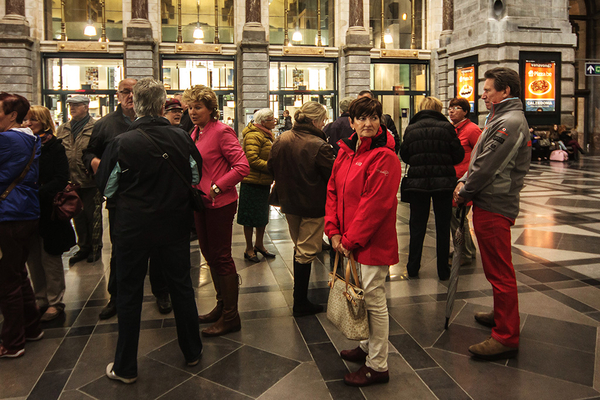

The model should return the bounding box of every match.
[400,167,410,203]
[137,128,205,212]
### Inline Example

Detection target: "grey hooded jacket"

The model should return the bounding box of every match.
[458,98,531,219]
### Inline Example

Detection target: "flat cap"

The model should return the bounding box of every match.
[66,95,90,104]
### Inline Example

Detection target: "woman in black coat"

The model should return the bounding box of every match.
[24,106,76,322]
[400,97,464,280]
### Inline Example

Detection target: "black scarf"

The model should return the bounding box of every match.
[71,114,91,139]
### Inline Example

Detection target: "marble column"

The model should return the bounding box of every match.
[343,0,371,98]
[236,0,269,134]
[0,0,36,100]
[124,0,156,80]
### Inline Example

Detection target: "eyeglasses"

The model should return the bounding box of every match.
[448,106,464,111]
[118,90,132,95]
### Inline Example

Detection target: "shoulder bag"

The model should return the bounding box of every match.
[137,128,205,212]
[400,166,410,203]
[0,144,37,202]
[52,182,83,220]
[327,251,369,341]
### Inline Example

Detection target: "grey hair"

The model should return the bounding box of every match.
[253,108,274,125]
[339,97,354,113]
[133,78,166,117]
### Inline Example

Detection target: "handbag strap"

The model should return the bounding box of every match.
[330,250,362,291]
[0,142,37,202]
[136,128,193,189]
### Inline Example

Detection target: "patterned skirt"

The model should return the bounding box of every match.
[236,182,271,227]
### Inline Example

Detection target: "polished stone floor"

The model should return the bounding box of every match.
[2,157,600,400]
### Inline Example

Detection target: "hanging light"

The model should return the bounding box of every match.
[193,23,204,39]
[402,13,407,21]
[84,21,96,36]
[384,29,393,44]
[292,28,302,42]
[83,1,96,37]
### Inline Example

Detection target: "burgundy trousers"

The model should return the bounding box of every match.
[194,201,238,276]
[473,206,520,347]
[0,219,42,351]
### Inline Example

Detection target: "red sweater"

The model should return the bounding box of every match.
[454,119,482,179]
[325,128,402,266]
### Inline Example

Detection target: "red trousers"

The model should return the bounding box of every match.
[473,206,520,347]
[194,201,238,276]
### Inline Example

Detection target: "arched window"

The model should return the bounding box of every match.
[161,0,234,43]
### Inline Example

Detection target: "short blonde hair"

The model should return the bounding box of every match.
[418,97,443,113]
[28,105,56,135]
[294,102,327,125]
[182,85,219,120]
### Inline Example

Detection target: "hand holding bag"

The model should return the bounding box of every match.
[327,251,369,341]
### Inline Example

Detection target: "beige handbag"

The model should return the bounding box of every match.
[327,252,369,340]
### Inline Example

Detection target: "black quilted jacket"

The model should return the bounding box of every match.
[400,110,464,193]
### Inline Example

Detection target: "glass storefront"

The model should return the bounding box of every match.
[161,56,236,124]
[269,0,334,46]
[268,59,337,132]
[370,60,429,137]
[42,55,124,123]
[161,0,234,43]
[369,0,423,49]
[48,0,123,41]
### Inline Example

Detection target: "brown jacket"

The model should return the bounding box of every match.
[56,116,96,188]
[267,122,335,218]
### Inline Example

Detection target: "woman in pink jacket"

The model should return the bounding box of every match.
[183,85,249,337]
[325,97,401,387]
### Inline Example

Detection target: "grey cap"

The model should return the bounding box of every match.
[339,97,355,113]
[66,95,90,104]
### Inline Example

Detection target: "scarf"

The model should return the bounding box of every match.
[71,114,91,139]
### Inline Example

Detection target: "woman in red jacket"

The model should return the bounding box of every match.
[325,97,401,387]
[448,97,481,264]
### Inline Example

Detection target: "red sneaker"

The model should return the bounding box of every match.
[344,365,389,387]
[340,346,368,362]
[0,345,25,359]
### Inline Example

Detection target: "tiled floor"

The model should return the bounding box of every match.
[2,157,600,400]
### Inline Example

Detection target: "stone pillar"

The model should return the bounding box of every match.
[124,0,156,80]
[342,0,371,98]
[439,0,453,47]
[236,0,268,135]
[0,0,36,101]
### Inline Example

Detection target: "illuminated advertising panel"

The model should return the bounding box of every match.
[524,61,556,112]
[456,65,475,113]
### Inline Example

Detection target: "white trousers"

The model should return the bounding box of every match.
[356,262,389,372]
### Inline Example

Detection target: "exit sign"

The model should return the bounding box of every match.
[585,63,600,76]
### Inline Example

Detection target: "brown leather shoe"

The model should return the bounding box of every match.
[474,311,496,328]
[340,347,368,363]
[468,337,518,361]
[344,365,389,387]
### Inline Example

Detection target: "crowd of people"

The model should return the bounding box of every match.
[0,66,540,387]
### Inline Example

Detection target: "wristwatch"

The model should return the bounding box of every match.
[211,184,221,195]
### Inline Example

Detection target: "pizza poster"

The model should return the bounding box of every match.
[524,61,556,112]
[456,66,475,113]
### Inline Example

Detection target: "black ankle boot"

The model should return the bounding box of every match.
[293,260,323,317]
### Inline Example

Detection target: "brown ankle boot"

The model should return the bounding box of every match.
[198,270,222,324]
[202,274,241,337]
